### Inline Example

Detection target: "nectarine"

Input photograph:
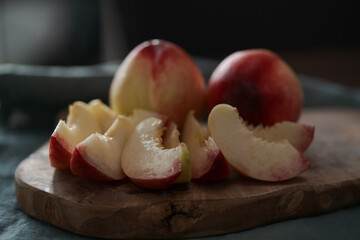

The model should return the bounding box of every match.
[207,49,303,126]
[110,39,206,128]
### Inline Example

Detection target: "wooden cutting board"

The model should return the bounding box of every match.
[15,109,360,239]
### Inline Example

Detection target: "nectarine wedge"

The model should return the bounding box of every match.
[70,116,135,181]
[182,111,231,180]
[208,104,310,182]
[121,118,189,189]
[49,101,103,170]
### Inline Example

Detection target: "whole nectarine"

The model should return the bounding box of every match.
[110,39,206,128]
[207,49,303,126]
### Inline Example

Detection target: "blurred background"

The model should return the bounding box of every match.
[0,0,360,127]
[1,0,360,85]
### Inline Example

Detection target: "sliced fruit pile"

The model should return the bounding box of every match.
[49,100,314,189]
[49,39,315,190]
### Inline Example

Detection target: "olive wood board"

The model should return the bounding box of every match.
[15,109,360,239]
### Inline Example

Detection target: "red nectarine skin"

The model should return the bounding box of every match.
[208,49,303,126]
[270,155,310,181]
[49,135,72,170]
[199,151,232,181]
[70,147,114,181]
[136,40,184,80]
[130,161,182,190]
[298,125,315,152]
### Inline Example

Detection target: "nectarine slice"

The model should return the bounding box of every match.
[71,116,134,181]
[121,118,189,189]
[208,104,310,181]
[49,101,103,170]
[182,111,231,180]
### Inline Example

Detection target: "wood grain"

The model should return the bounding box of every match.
[15,109,360,239]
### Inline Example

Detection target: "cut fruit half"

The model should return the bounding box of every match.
[121,118,189,189]
[208,104,310,182]
[70,116,135,181]
[182,111,231,180]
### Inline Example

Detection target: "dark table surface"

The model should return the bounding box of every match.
[1,60,360,240]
